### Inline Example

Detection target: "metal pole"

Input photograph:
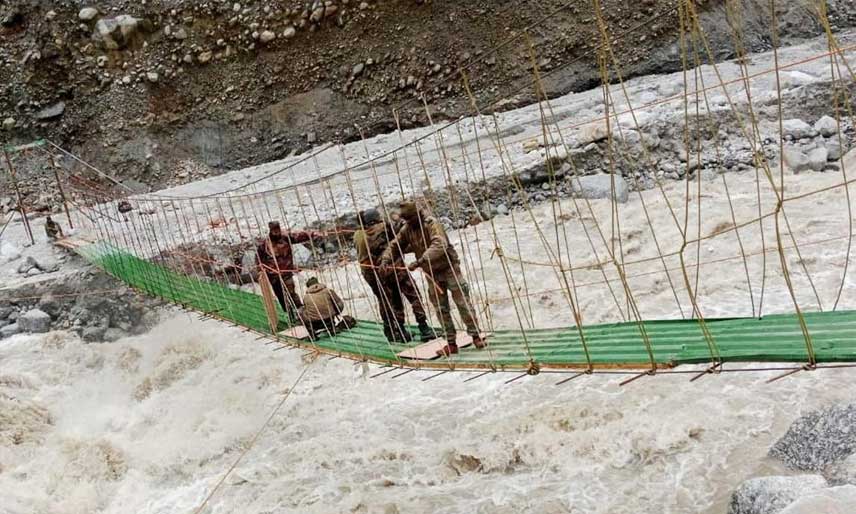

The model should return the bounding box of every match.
[48,152,73,229]
[3,148,35,245]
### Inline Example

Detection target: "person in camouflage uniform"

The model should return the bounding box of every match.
[380,201,485,356]
[354,209,434,343]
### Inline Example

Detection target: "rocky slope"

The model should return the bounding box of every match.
[1,0,854,194]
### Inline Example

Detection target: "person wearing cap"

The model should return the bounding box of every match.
[354,208,434,343]
[380,201,485,356]
[298,277,346,341]
[256,221,314,323]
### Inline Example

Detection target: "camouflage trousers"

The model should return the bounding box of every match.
[362,268,428,331]
[424,265,480,342]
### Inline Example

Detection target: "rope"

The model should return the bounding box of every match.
[192,356,316,514]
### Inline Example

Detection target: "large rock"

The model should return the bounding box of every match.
[728,475,828,514]
[770,404,856,471]
[782,119,813,139]
[18,309,51,334]
[32,254,60,273]
[0,323,20,338]
[576,120,610,145]
[293,244,313,268]
[82,324,108,342]
[570,174,629,203]
[0,241,21,263]
[814,115,838,137]
[826,454,856,486]
[807,147,829,171]
[17,256,35,274]
[827,140,843,161]
[93,15,145,50]
[783,147,811,173]
[779,485,856,514]
[78,7,99,21]
[516,157,570,187]
[35,102,65,120]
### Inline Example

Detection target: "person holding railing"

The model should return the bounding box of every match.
[380,201,486,356]
[256,221,315,323]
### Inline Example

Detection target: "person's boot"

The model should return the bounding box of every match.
[396,323,413,343]
[417,321,436,342]
[436,342,459,357]
[383,324,395,343]
[472,335,488,349]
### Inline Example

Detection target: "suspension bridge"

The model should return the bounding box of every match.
[4,0,856,384]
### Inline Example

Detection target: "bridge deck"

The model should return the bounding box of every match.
[76,242,856,372]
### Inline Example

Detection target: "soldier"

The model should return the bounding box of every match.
[354,209,434,343]
[380,201,485,356]
[45,215,63,240]
[256,221,315,323]
[298,277,347,341]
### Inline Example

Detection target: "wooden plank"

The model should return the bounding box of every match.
[398,332,490,360]
[257,272,280,334]
[281,325,311,340]
[54,236,94,250]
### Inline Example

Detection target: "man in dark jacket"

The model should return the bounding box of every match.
[257,221,314,322]
[380,202,485,356]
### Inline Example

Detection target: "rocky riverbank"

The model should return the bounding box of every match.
[2,0,855,202]
[0,255,161,343]
[728,403,856,514]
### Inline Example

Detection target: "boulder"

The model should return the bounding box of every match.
[570,174,629,203]
[814,116,838,137]
[198,51,213,64]
[782,119,813,139]
[32,254,60,273]
[78,7,99,21]
[18,309,51,334]
[770,404,856,471]
[807,147,829,172]
[293,244,313,268]
[0,323,20,338]
[35,102,66,120]
[240,250,257,275]
[577,120,610,145]
[0,241,21,263]
[93,15,145,50]
[17,256,36,274]
[728,475,828,514]
[259,30,276,43]
[3,117,15,130]
[783,147,811,173]
[826,453,856,486]
[779,485,856,514]
[282,26,296,38]
[82,324,107,342]
[827,140,843,161]
[37,294,61,318]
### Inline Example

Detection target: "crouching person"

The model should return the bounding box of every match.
[298,277,354,341]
